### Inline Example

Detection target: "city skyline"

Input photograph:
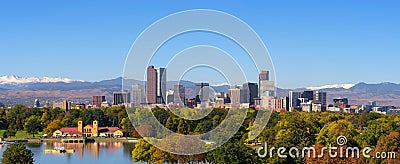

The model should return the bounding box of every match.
[1,74,400,89]
[0,1,399,88]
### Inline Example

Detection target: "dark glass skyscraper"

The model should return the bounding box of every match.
[113,91,130,105]
[301,91,314,101]
[241,82,259,105]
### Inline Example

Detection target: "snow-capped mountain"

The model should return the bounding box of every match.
[0,75,84,85]
[210,83,231,87]
[306,84,356,90]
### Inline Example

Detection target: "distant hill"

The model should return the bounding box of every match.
[0,76,399,107]
[277,82,400,106]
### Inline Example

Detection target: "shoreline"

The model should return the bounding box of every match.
[3,138,138,143]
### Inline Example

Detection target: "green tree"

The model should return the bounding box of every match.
[151,107,170,126]
[0,118,8,129]
[25,115,43,137]
[207,134,259,164]
[263,112,317,164]
[316,119,358,146]
[121,117,134,137]
[2,131,7,138]
[150,146,175,164]
[1,143,34,164]
[6,105,29,130]
[44,120,64,135]
[177,118,189,135]
[165,117,179,132]
[358,117,393,146]
[5,130,16,138]
[132,139,153,163]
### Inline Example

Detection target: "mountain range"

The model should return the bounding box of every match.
[0,75,399,107]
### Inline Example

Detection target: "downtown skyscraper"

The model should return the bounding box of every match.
[195,82,210,104]
[146,66,157,104]
[173,85,185,107]
[241,82,258,105]
[146,66,166,104]
[259,70,275,97]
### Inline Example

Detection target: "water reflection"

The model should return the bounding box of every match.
[0,142,137,164]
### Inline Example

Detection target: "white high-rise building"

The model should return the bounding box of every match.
[228,88,241,106]
[132,84,145,107]
[258,70,275,97]
[259,80,275,97]
[155,68,166,104]
[166,89,174,104]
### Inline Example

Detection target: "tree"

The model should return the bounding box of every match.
[2,132,7,138]
[165,117,179,132]
[44,120,64,135]
[316,119,358,146]
[358,117,393,147]
[150,146,175,164]
[25,115,43,137]
[121,117,134,137]
[0,118,7,129]
[177,119,189,135]
[6,105,29,130]
[1,143,34,164]
[151,107,170,126]
[132,139,153,163]
[207,134,259,164]
[370,132,400,164]
[5,130,16,138]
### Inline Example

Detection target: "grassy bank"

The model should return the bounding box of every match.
[0,130,45,139]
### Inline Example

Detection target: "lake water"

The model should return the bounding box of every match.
[0,142,138,164]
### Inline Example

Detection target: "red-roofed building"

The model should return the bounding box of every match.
[53,120,124,138]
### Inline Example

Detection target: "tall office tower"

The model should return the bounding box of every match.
[259,70,275,97]
[313,91,327,106]
[228,87,241,106]
[282,97,289,111]
[146,66,157,104]
[288,91,301,111]
[166,90,174,104]
[241,82,259,105]
[132,84,145,107]
[259,70,269,81]
[53,100,70,110]
[195,83,210,103]
[301,91,314,101]
[155,68,166,104]
[45,100,50,108]
[173,85,185,106]
[113,91,130,105]
[92,96,106,108]
[275,97,289,111]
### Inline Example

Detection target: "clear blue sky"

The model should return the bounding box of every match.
[0,1,399,88]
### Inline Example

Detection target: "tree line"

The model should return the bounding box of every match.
[0,104,131,138]
[132,108,400,164]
